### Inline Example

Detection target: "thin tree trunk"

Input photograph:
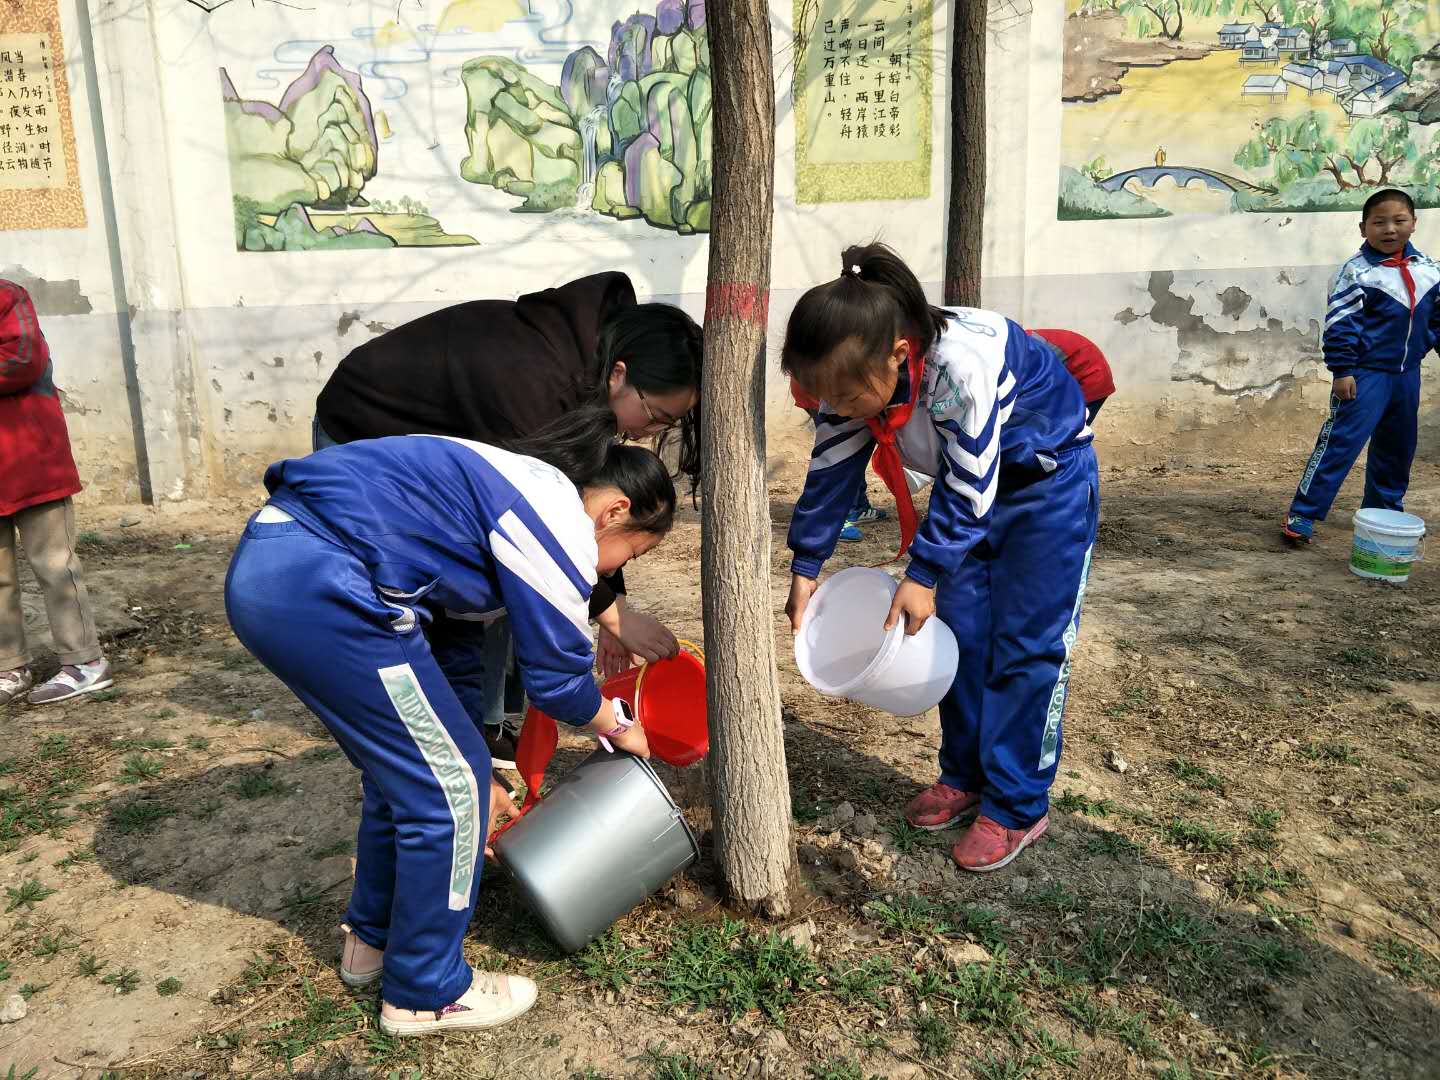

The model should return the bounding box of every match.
[945,0,986,307]
[701,0,794,917]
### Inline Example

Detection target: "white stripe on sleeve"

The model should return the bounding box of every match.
[489,510,591,638]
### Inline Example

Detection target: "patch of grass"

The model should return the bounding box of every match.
[1300,741,1361,765]
[55,846,95,870]
[1021,883,1087,916]
[185,736,211,751]
[656,919,820,1024]
[1337,645,1382,667]
[5,879,56,911]
[953,904,1008,951]
[231,769,287,800]
[1060,991,1163,1056]
[279,881,335,922]
[932,956,1028,1031]
[1053,789,1117,817]
[17,982,47,1000]
[1230,864,1305,901]
[156,977,183,996]
[866,894,952,936]
[887,820,939,854]
[639,1044,715,1080]
[1168,757,1224,792]
[1030,1026,1081,1067]
[88,689,122,703]
[1158,818,1237,853]
[1079,904,1225,989]
[575,930,650,992]
[241,951,287,990]
[2,1065,39,1080]
[111,799,177,835]
[101,967,142,994]
[1372,938,1440,989]
[0,759,15,776]
[1083,830,1143,858]
[1104,688,1148,718]
[1259,901,1316,932]
[828,956,898,1009]
[807,1058,884,1080]
[115,737,174,752]
[973,1055,1043,1080]
[1241,937,1307,979]
[912,1010,955,1059]
[37,735,68,760]
[118,753,165,784]
[76,952,106,977]
[33,932,76,958]
[257,978,369,1062]
[0,960,9,983]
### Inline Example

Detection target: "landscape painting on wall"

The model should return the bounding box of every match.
[217,0,711,252]
[1059,0,1440,219]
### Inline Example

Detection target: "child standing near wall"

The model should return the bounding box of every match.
[783,245,1098,873]
[0,280,112,707]
[1284,190,1440,545]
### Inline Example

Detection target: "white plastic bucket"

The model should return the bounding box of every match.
[795,567,959,716]
[1350,509,1426,584]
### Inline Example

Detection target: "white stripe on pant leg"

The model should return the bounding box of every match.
[378,663,483,911]
[1037,544,1093,772]
[1298,398,1339,497]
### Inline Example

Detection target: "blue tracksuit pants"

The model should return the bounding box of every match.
[1290,366,1421,522]
[224,514,490,1011]
[935,446,1099,829]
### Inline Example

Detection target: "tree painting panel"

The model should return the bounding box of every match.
[1058,0,1440,219]
[216,0,712,253]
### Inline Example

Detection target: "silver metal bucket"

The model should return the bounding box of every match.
[493,749,700,954]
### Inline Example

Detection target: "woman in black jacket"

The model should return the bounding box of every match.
[312,272,701,763]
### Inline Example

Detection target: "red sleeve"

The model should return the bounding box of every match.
[0,281,49,395]
[789,377,820,413]
[1030,328,1115,402]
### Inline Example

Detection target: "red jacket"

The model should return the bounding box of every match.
[1,281,81,516]
[1029,328,1115,404]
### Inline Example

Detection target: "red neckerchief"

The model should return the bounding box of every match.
[865,338,925,561]
[1380,249,1417,310]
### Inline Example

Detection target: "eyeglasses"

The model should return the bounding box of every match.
[636,386,681,432]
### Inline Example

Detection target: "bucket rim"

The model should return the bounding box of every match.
[1352,508,1426,536]
[623,752,702,862]
[797,567,906,698]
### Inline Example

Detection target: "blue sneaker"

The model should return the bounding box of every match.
[839,521,864,543]
[1282,513,1314,545]
[849,506,889,525]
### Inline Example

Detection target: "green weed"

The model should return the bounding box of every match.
[101,967,142,994]
[973,1055,1043,1080]
[54,846,95,870]
[77,952,105,976]
[866,894,951,936]
[1372,938,1440,989]
[33,933,76,958]
[185,736,212,751]
[1249,809,1283,835]
[241,951,287,989]
[1168,757,1224,792]
[887,820,940,854]
[1300,741,1361,765]
[1053,789,1116,817]
[639,1044,715,1080]
[5,879,56,912]
[912,1010,955,1059]
[232,770,287,799]
[828,956,898,1009]
[115,737,174,752]
[656,919,820,1024]
[17,982,47,1000]
[807,1058,884,1080]
[1083,830,1143,858]
[279,881,334,921]
[257,978,368,1062]
[1230,864,1305,901]
[1030,1026,1081,1067]
[1158,818,1237,853]
[118,753,165,784]
[575,930,650,992]
[156,977,183,997]
[112,799,177,835]
[0,759,17,777]
[37,736,68,760]
[1240,937,1307,979]
[1021,883,1087,916]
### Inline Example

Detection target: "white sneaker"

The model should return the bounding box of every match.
[379,969,538,1037]
[0,668,33,706]
[27,659,113,705]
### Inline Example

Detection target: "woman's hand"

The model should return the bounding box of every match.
[485,778,521,858]
[616,606,679,664]
[596,625,634,681]
[885,579,936,636]
[1333,375,1357,401]
[586,700,652,758]
[786,574,819,632]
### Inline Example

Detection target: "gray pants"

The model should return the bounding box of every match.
[0,498,102,669]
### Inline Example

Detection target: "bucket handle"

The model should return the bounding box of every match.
[633,638,705,721]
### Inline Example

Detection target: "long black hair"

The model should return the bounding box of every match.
[510,408,676,534]
[594,303,703,491]
[781,242,950,394]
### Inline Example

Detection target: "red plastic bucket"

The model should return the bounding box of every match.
[618,650,708,767]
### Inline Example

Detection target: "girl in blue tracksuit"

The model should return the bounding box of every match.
[1285,189,1440,544]
[784,243,1098,873]
[224,430,668,1037]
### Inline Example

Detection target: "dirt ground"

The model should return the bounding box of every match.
[1,448,1437,1080]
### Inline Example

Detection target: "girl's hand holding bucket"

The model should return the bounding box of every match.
[487,780,522,858]
[885,579,936,636]
[586,699,651,758]
[787,574,820,632]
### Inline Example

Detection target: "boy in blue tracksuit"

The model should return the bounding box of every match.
[783,244,1098,873]
[225,433,668,1037]
[1285,189,1440,544]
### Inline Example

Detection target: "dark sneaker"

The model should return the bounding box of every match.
[850,506,889,525]
[27,659,112,705]
[484,726,518,771]
[1282,514,1314,545]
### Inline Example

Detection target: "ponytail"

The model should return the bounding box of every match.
[507,407,676,535]
[781,241,950,391]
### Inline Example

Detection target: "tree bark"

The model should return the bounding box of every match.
[945,0,986,307]
[701,0,794,918]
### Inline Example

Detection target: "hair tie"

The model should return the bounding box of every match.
[847,264,862,278]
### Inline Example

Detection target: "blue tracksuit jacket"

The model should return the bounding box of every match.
[789,309,1099,829]
[1291,243,1439,522]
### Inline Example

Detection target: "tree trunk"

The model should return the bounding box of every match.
[945,0,986,307]
[701,0,794,918]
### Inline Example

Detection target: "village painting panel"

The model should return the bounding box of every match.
[1059,0,1440,219]
[215,0,711,252]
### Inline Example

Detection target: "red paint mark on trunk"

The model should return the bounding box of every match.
[706,283,771,326]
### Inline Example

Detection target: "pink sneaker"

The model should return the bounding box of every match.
[904,782,980,831]
[952,814,1048,873]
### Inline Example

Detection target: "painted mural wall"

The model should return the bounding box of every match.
[1059,0,1440,220]
[217,0,714,253]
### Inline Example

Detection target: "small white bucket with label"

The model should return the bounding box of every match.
[1349,509,1426,584]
